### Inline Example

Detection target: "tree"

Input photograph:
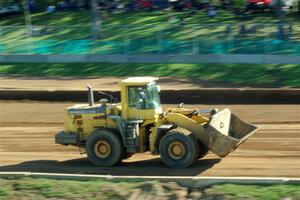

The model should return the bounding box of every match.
[91,0,100,40]
[276,0,285,22]
[22,0,32,37]
[232,0,245,8]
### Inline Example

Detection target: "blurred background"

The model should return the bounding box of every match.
[0,2,300,200]
[0,0,299,55]
[1,0,299,87]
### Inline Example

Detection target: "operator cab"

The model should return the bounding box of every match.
[119,77,162,120]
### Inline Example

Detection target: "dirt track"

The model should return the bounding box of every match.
[0,101,299,177]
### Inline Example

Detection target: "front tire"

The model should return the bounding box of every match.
[86,129,123,166]
[159,128,199,168]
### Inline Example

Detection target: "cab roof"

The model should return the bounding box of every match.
[119,77,158,86]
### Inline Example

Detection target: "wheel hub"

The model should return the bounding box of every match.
[94,140,111,158]
[168,141,185,159]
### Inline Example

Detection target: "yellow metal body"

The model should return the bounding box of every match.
[61,77,257,157]
[64,104,121,141]
[64,104,209,154]
[94,140,111,158]
[168,141,186,159]
[119,77,162,120]
[64,77,163,153]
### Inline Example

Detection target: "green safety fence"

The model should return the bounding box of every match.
[0,38,299,55]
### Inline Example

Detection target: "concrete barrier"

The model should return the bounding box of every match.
[0,54,300,64]
[1,89,299,104]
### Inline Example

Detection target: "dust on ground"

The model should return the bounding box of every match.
[0,101,299,177]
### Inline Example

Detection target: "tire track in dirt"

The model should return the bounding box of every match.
[0,102,299,177]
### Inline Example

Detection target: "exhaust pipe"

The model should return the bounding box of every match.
[87,84,94,106]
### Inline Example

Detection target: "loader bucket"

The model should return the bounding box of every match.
[205,108,258,157]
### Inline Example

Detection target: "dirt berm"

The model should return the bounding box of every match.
[0,76,299,104]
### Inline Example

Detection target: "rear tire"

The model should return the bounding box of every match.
[86,129,123,166]
[159,128,199,168]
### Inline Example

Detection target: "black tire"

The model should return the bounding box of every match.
[86,129,123,167]
[159,128,199,168]
[198,140,209,159]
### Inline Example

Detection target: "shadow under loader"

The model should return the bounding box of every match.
[0,157,221,177]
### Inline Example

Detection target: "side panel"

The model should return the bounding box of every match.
[127,107,162,120]
[64,112,118,141]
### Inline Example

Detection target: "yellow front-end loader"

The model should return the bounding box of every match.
[55,77,257,168]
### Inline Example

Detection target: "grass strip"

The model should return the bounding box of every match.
[0,177,299,200]
[0,63,299,87]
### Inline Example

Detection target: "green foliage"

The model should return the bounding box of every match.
[0,7,299,88]
[0,187,11,198]
[0,177,300,200]
[0,63,299,87]
[0,5,299,26]
[231,0,246,8]
[0,0,17,5]
[209,183,300,200]
[0,177,139,199]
